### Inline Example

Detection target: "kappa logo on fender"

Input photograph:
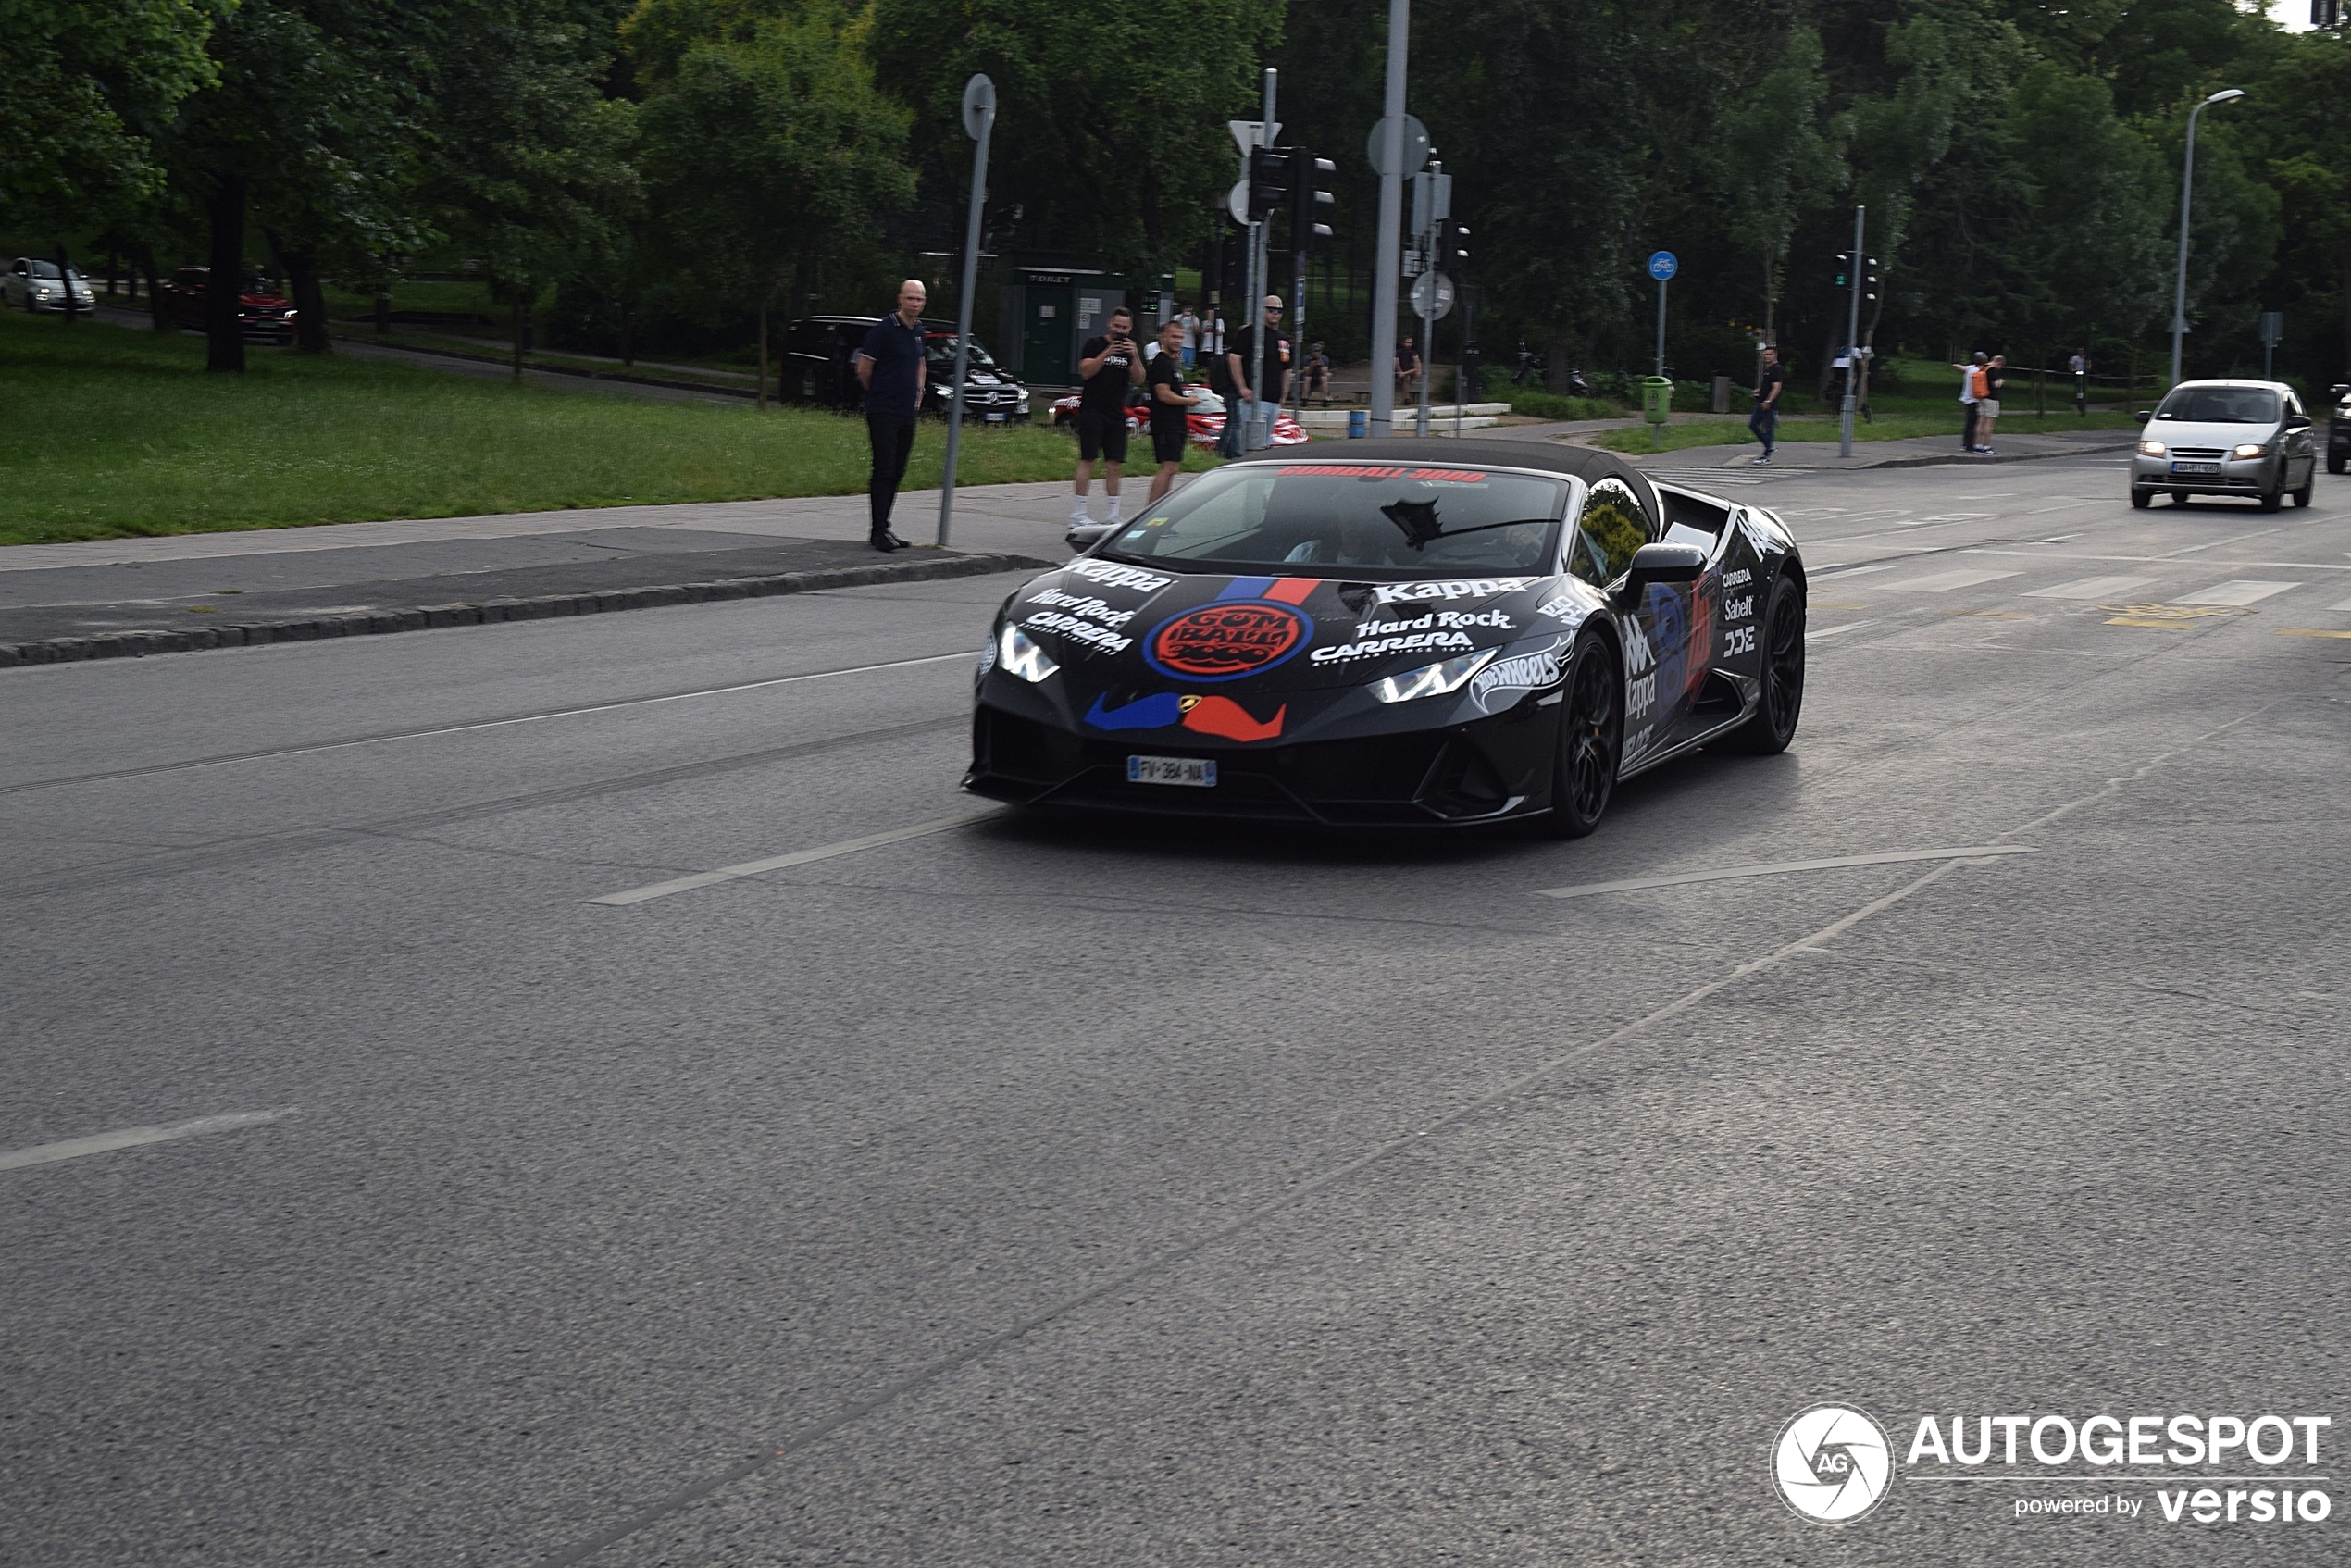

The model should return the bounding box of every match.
[1143,577,1317,681]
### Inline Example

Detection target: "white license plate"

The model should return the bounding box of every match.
[2171,461,2220,475]
[984,411,1008,423]
[1127,754,1216,788]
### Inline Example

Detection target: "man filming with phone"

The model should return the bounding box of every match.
[1073,305,1145,528]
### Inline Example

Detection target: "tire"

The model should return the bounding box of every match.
[2172,491,2191,504]
[2292,467,2313,507]
[1717,569,1806,755]
[2131,488,2152,509]
[2258,473,2283,513]
[2329,452,2345,475]
[1538,633,1621,839]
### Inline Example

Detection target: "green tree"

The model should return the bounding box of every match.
[1717,27,1847,350]
[0,0,229,224]
[631,0,912,397]
[868,0,1279,280]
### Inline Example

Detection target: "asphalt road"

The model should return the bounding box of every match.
[4,454,2346,1566]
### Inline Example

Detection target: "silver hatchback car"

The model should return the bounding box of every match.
[4,257,96,315]
[2132,379,2319,512]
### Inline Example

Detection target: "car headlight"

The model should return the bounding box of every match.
[1370,648,1496,703]
[2232,442,2265,460]
[997,623,1058,683]
[2138,441,2167,456]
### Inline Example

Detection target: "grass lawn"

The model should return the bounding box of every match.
[1593,408,2140,454]
[0,311,1184,547]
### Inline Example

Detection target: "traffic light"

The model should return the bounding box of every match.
[1435,218,1469,275]
[1833,250,1852,289]
[1248,146,1290,222]
[1860,255,1880,303]
[1289,153,1336,247]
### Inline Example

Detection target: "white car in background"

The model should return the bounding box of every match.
[5,258,97,314]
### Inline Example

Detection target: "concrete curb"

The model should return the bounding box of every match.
[0,550,1051,669]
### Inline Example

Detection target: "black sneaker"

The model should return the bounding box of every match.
[870,529,907,553]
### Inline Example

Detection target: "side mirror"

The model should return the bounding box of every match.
[2331,384,2348,397]
[2284,413,2311,430]
[1066,522,1115,553]
[2133,409,2152,424]
[1619,542,1706,601]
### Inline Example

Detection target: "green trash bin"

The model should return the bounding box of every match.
[1641,376,1673,425]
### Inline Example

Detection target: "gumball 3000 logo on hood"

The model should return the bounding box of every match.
[1143,579,1316,681]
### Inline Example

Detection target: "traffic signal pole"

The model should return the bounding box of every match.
[1249,68,1275,449]
[1368,0,1408,437]
[1839,205,1863,459]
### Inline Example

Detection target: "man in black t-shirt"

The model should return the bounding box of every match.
[1146,317,1200,503]
[1748,345,1785,465]
[1072,305,1145,526]
[1221,295,1289,456]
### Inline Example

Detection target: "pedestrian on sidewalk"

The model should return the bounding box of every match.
[1072,305,1144,527]
[1177,303,1200,369]
[2069,348,2090,415]
[1975,355,2006,454]
[1395,334,1422,405]
[853,279,927,552]
[1749,345,1785,464]
[1146,317,1200,504]
[1953,351,1987,453]
[1223,295,1290,456]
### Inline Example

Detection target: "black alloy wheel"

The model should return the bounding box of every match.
[1719,570,1806,754]
[1540,634,1621,839]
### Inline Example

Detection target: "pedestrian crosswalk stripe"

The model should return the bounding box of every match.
[2024,574,2161,600]
[1877,568,2022,593]
[2326,596,2351,613]
[2173,580,2302,605]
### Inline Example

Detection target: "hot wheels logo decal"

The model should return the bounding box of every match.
[1143,577,1316,681]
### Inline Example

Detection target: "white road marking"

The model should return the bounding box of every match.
[591,809,1000,906]
[2329,596,2351,612]
[2024,574,2161,599]
[1810,563,1899,581]
[0,1109,291,1172]
[1807,619,1883,641]
[1877,568,2023,593]
[1534,845,2038,901]
[2175,579,2302,605]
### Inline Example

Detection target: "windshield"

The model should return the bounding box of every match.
[925,334,1000,372]
[1101,462,1570,577]
[2156,386,2279,423]
[28,261,83,280]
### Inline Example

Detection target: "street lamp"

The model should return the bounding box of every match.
[2170,87,2245,389]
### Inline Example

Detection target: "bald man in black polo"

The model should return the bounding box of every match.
[855,279,927,552]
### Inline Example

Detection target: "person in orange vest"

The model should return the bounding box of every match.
[1952,352,1988,453]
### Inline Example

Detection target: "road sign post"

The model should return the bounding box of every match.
[937,74,995,548]
[1647,251,1675,450]
[1839,208,1862,458]
[1367,0,1412,437]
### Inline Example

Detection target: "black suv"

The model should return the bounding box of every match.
[2329,382,2348,475]
[777,316,1029,423]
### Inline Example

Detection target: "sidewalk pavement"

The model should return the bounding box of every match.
[0,481,1083,666]
[1607,424,2136,471]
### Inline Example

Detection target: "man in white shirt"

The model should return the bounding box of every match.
[1177,305,1200,369]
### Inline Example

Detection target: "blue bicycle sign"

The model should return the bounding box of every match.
[1647,250,1678,281]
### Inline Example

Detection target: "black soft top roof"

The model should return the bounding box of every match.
[1226,438,1659,523]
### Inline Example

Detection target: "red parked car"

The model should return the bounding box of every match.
[1050,381,1307,449]
[161,268,298,344]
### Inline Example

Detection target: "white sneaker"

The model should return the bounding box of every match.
[1106,501,1124,525]
[1071,504,1092,525]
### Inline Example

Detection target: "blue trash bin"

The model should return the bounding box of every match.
[1348,409,1367,439]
